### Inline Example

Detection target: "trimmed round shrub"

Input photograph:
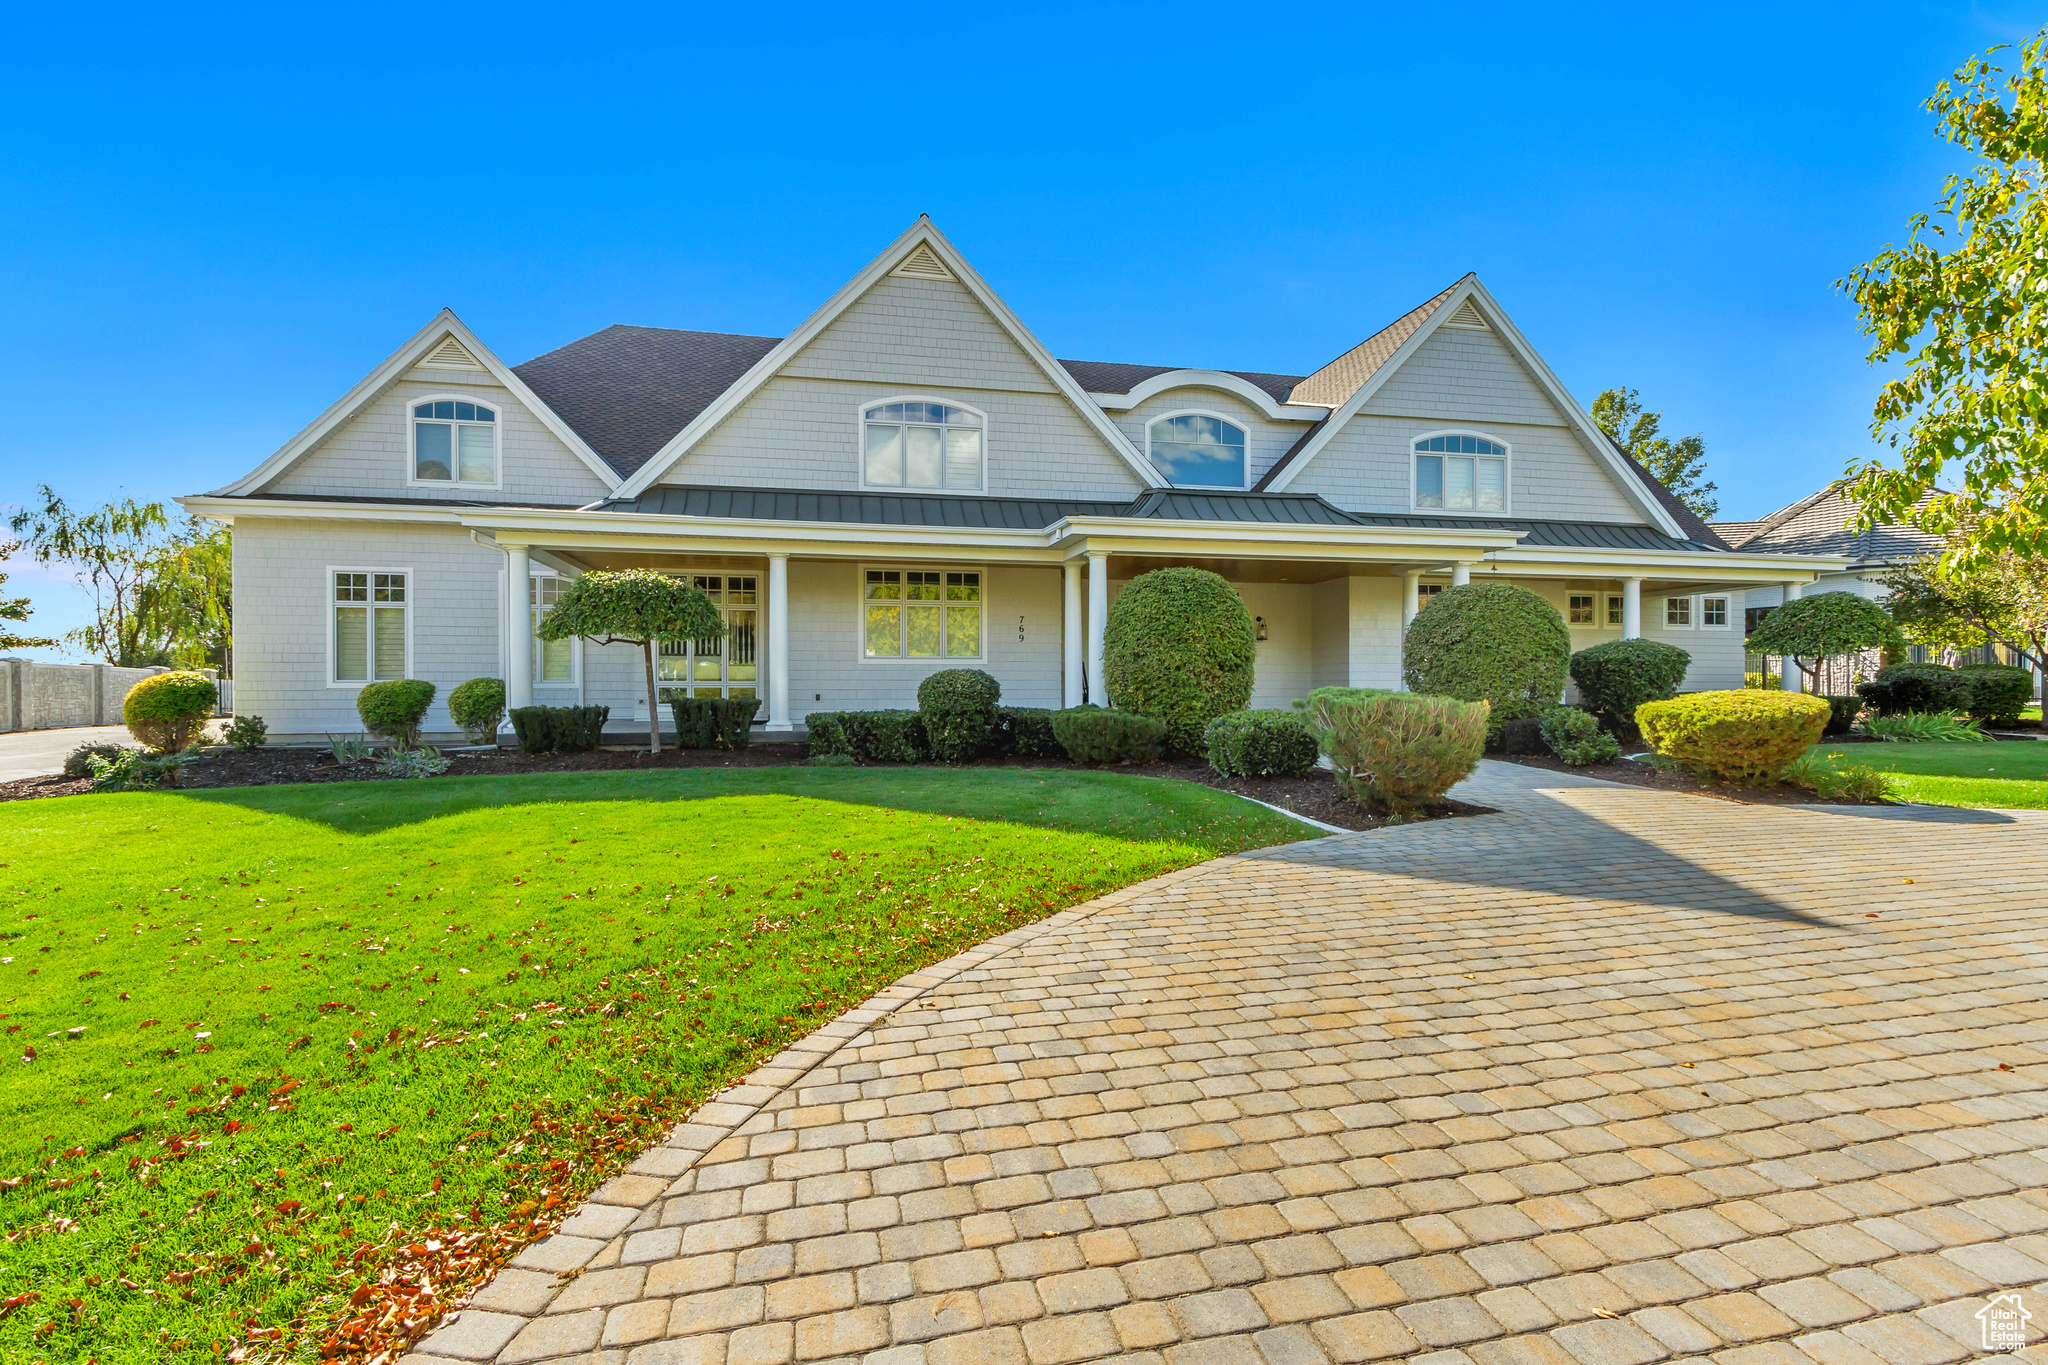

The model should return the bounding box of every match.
[1204,710,1318,778]
[1569,638,1691,732]
[122,670,218,753]
[1315,691,1489,813]
[1102,568,1256,753]
[1959,663,2034,727]
[448,677,507,744]
[1052,708,1166,764]
[356,678,436,748]
[1539,706,1621,767]
[1635,690,1829,785]
[918,668,1002,763]
[1402,582,1569,739]
[1856,662,1968,717]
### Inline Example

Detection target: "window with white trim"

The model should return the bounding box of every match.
[657,575,758,701]
[863,402,983,491]
[1606,594,1624,628]
[1700,595,1730,628]
[1414,435,1507,511]
[863,568,983,659]
[334,572,407,682]
[1568,594,1597,625]
[1417,582,1445,613]
[412,399,497,484]
[1666,596,1692,628]
[531,576,575,683]
[1148,414,1247,488]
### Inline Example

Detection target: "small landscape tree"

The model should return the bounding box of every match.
[537,570,725,753]
[1744,591,1903,693]
[0,539,56,651]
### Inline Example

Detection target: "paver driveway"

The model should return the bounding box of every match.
[410,762,2048,1365]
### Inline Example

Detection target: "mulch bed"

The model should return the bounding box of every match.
[0,742,1488,834]
[1489,751,1892,805]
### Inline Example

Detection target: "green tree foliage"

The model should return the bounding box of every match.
[1590,387,1718,519]
[136,518,233,670]
[1401,582,1570,739]
[1840,31,2048,563]
[8,485,170,665]
[537,570,725,753]
[0,539,56,651]
[1744,591,1904,692]
[1101,568,1256,753]
[1876,546,2048,671]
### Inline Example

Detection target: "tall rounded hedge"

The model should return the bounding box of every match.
[917,668,1001,763]
[122,670,218,753]
[1569,637,1691,732]
[1402,582,1570,738]
[1102,567,1256,753]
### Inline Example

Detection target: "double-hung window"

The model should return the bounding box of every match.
[532,576,574,683]
[334,571,407,682]
[1414,435,1507,511]
[1606,594,1624,628]
[863,567,983,659]
[412,399,497,485]
[1700,595,1729,629]
[863,402,984,491]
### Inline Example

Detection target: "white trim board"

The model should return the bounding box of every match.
[612,217,1164,498]
[1089,370,1327,422]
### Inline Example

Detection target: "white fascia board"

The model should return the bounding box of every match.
[612,218,1163,498]
[215,312,621,497]
[460,508,1055,555]
[1263,278,1686,539]
[1488,545,1850,577]
[178,494,472,525]
[1088,371,1328,421]
[1048,515,1525,556]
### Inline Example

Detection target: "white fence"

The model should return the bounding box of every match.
[0,659,226,733]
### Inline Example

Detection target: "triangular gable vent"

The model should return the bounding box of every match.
[890,243,956,282]
[1444,299,1489,329]
[422,335,486,369]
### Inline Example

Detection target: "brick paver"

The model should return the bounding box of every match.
[408,762,2048,1365]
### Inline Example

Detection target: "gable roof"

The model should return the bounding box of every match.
[514,325,780,479]
[1284,277,1465,409]
[1711,481,1941,563]
[1613,446,1729,550]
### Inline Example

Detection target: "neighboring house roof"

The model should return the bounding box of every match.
[595,484,1721,551]
[1711,481,1940,563]
[1058,359,1306,404]
[513,325,781,480]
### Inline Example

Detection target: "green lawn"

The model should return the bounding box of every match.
[0,768,1308,1363]
[1811,739,2048,808]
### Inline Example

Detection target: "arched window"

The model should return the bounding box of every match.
[1413,434,1507,511]
[1148,414,1246,489]
[863,401,984,491]
[412,398,497,485]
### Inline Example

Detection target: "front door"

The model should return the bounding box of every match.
[657,575,758,704]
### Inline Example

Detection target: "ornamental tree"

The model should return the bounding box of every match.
[1876,546,2048,672]
[1840,31,2048,563]
[1744,591,1903,692]
[536,570,725,753]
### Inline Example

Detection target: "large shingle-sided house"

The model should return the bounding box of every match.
[183,220,1847,742]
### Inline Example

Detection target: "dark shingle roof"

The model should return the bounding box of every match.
[1611,446,1729,550]
[595,484,1720,551]
[1056,359,1305,404]
[1713,482,1940,562]
[514,325,781,478]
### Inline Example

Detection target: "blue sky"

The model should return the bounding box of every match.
[1,1,2039,656]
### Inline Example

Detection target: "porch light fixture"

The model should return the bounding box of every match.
[1254,615,1268,641]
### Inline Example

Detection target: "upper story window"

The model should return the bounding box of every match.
[863,401,983,491]
[1148,414,1247,489]
[413,399,497,485]
[1414,434,1507,512]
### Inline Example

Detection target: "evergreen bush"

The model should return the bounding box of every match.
[1101,568,1256,752]
[1634,691,1829,785]
[1569,637,1691,733]
[1539,706,1621,766]
[671,696,761,750]
[507,704,610,754]
[223,713,268,750]
[1316,692,1489,813]
[122,670,219,753]
[994,707,1062,758]
[1958,663,2034,727]
[917,669,1002,762]
[64,743,129,778]
[1856,662,1969,716]
[801,711,928,763]
[1820,695,1862,737]
[448,677,507,744]
[1051,708,1167,764]
[356,679,436,749]
[1204,710,1319,778]
[1402,582,1570,740]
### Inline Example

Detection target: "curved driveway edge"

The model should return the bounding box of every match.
[409,761,2048,1365]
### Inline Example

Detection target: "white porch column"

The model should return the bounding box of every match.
[1086,551,1109,706]
[1622,577,1642,639]
[1062,561,1084,708]
[1779,581,1805,692]
[1451,563,1471,588]
[1401,569,1422,633]
[505,543,533,714]
[767,554,791,730]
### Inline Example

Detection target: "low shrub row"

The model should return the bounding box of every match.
[670,696,761,750]
[1204,710,1318,779]
[1858,661,2032,727]
[509,704,611,754]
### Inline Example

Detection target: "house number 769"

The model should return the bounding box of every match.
[1017,615,1026,642]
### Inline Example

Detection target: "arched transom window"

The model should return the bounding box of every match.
[863,401,984,491]
[412,399,497,485]
[1148,414,1246,489]
[1414,434,1507,511]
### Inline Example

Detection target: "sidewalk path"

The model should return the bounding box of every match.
[412,761,2048,1365]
